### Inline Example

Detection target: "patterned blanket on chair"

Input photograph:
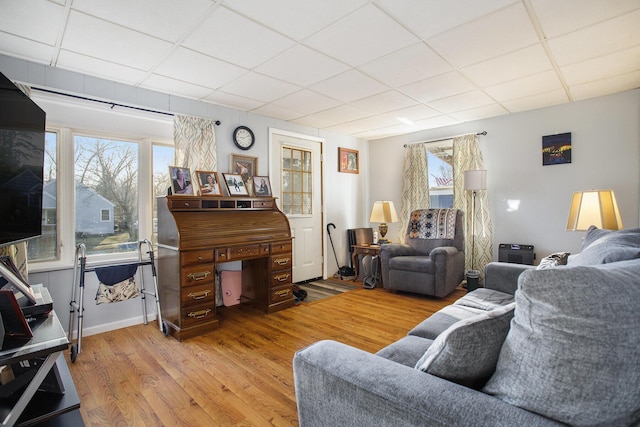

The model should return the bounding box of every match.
[408,209,457,240]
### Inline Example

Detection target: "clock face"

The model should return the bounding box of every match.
[233,126,255,150]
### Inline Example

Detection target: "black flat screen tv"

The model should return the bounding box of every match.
[0,70,46,247]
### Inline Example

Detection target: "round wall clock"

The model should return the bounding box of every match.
[233,126,255,150]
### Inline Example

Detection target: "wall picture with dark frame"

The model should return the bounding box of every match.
[542,132,572,166]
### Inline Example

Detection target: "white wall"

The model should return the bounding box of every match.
[1,55,368,335]
[369,89,640,261]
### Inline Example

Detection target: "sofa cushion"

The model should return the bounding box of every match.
[415,303,515,389]
[483,259,640,426]
[536,252,569,269]
[409,304,486,340]
[454,288,514,311]
[376,335,434,368]
[568,226,640,266]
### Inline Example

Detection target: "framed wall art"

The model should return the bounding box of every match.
[195,171,222,196]
[338,147,359,174]
[168,166,194,195]
[222,173,249,196]
[542,132,572,166]
[230,154,257,183]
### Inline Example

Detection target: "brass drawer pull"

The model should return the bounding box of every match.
[187,290,211,300]
[188,308,212,319]
[274,257,290,266]
[274,289,291,297]
[274,273,290,282]
[187,271,211,281]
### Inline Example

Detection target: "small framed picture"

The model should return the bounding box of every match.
[338,147,359,174]
[0,290,33,339]
[230,154,258,183]
[195,171,222,196]
[222,173,249,196]
[252,176,272,197]
[169,166,194,195]
[542,132,572,166]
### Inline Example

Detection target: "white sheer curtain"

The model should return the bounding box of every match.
[453,134,493,280]
[397,144,430,243]
[173,114,217,171]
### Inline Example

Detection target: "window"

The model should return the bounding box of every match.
[100,209,111,222]
[281,146,312,215]
[426,140,454,208]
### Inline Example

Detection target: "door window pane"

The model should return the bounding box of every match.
[281,146,312,215]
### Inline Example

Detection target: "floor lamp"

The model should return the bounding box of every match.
[464,170,487,289]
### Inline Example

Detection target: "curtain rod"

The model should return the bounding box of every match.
[31,86,222,125]
[403,131,486,148]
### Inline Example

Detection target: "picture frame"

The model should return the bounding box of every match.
[195,170,222,196]
[542,132,572,166]
[252,176,272,197]
[230,154,258,184]
[0,290,33,340]
[222,173,249,196]
[338,147,359,174]
[168,166,194,195]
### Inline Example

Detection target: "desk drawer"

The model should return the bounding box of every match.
[181,265,214,286]
[271,270,292,287]
[230,245,260,260]
[181,283,214,306]
[271,254,292,270]
[253,200,274,208]
[271,241,292,254]
[181,303,216,327]
[270,284,292,304]
[168,197,201,210]
[182,249,214,265]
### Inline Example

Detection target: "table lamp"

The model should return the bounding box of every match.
[566,189,623,231]
[369,201,398,244]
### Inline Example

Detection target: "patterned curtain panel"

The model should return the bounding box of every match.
[453,134,493,280]
[173,114,217,171]
[398,144,430,243]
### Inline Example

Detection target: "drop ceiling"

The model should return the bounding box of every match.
[1,0,639,140]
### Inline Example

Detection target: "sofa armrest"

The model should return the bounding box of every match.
[484,262,535,295]
[293,340,562,427]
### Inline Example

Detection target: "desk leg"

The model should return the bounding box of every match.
[1,351,62,427]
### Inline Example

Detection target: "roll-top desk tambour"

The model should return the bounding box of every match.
[157,196,294,341]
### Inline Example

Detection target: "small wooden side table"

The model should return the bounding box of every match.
[351,244,382,283]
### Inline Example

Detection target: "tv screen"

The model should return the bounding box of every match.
[0,71,46,247]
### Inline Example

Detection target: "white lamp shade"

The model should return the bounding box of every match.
[566,190,623,231]
[464,170,487,191]
[369,201,399,223]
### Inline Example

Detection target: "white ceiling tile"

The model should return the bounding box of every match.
[0,0,65,45]
[0,33,55,65]
[427,90,494,113]
[376,0,518,40]
[220,72,300,103]
[548,9,640,67]
[141,74,213,100]
[400,71,475,103]
[310,70,388,103]
[484,70,563,102]
[155,48,247,89]
[348,91,418,115]
[531,0,640,38]
[62,11,173,71]
[569,70,640,101]
[57,50,148,85]
[561,45,640,85]
[462,44,552,87]
[427,2,539,67]
[449,103,509,121]
[223,0,369,41]
[71,0,215,42]
[412,115,461,130]
[255,45,349,87]
[325,114,401,135]
[297,104,370,127]
[183,6,296,69]
[359,42,453,87]
[270,89,341,115]
[502,89,568,112]
[390,104,441,121]
[203,91,264,111]
[304,4,418,67]
[252,103,302,121]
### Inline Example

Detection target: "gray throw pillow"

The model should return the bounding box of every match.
[536,252,569,269]
[415,302,515,389]
[483,259,640,425]
[569,226,640,266]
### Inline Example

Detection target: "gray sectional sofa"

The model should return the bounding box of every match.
[293,226,640,426]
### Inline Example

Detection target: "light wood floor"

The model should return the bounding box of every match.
[67,285,465,426]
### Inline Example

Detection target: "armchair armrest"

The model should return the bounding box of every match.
[380,243,415,258]
[484,262,535,295]
[293,340,561,427]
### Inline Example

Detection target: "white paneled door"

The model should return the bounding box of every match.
[269,129,324,283]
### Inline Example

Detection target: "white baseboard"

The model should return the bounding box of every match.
[71,312,159,338]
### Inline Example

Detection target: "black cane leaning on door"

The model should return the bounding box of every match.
[326,223,355,279]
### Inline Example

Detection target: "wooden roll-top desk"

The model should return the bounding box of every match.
[157,196,294,341]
